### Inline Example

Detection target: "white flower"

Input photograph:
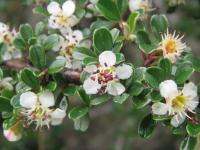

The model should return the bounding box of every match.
[20,91,66,129]
[152,80,199,127]
[3,122,22,142]
[83,51,133,96]
[0,77,13,91]
[54,28,84,70]
[0,22,22,61]
[158,30,186,63]
[129,0,153,14]
[47,1,78,30]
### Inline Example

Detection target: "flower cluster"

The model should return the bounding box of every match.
[0,22,22,61]
[0,0,199,148]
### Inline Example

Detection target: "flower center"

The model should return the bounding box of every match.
[57,15,68,26]
[172,95,187,111]
[164,38,177,53]
[60,44,75,57]
[96,66,116,84]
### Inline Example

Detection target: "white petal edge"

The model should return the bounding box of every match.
[129,0,141,12]
[99,51,116,67]
[116,64,133,79]
[152,102,168,115]
[83,78,101,95]
[3,129,22,142]
[84,65,97,73]
[38,91,55,108]
[62,0,76,17]
[20,92,37,108]
[107,82,125,96]
[170,113,186,127]
[47,1,61,16]
[159,80,178,99]
[182,82,197,98]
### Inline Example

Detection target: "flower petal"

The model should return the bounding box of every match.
[38,91,55,108]
[3,128,22,142]
[20,92,37,108]
[83,77,101,94]
[62,0,75,16]
[152,102,168,115]
[0,22,9,34]
[170,113,186,127]
[47,1,61,15]
[159,80,178,99]
[182,82,197,98]
[72,30,83,42]
[99,51,116,67]
[84,65,97,73]
[186,96,199,111]
[129,0,141,12]
[116,64,133,79]
[48,16,60,29]
[107,82,125,96]
[51,108,66,125]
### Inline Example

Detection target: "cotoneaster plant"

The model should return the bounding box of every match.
[0,0,200,149]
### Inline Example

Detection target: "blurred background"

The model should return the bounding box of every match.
[0,0,200,149]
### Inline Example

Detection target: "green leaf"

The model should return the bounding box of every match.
[97,0,120,21]
[113,93,129,104]
[115,53,125,64]
[180,136,197,150]
[0,96,12,112]
[44,34,59,50]
[175,62,194,84]
[137,30,156,54]
[3,116,18,130]
[73,47,96,60]
[90,20,113,31]
[184,54,200,72]
[90,95,111,106]
[68,106,89,120]
[144,67,164,88]
[186,123,200,137]
[74,115,90,132]
[48,59,66,74]
[77,88,90,105]
[75,9,85,19]
[29,45,46,70]
[10,93,21,108]
[0,68,3,79]
[128,81,143,96]
[13,37,26,50]
[150,90,163,102]
[46,81,57,91]
[150,15,168,35]
[33,6,49,17]
[93,28,113,52]
[110,28,120,42]
[20,69,40,90]
[159,58,172,79]
[117,0,128,15]
[133,67,146,81]
[64,86,78,96]
[132,88,151,109]
[19,24,33,41]
[83,57,98,65]
[138,114,156,139]
[35,22,45,35]
[128,12,139,33]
